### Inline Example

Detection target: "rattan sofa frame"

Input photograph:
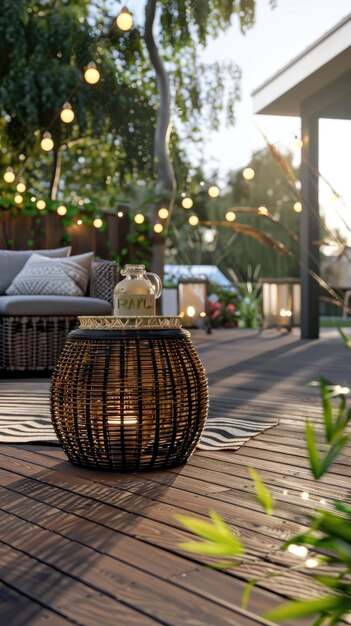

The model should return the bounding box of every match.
[0,259,118,372]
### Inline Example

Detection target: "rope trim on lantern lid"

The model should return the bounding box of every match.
[78,315,182,330]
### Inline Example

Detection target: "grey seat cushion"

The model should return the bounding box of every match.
[0,295,112,316]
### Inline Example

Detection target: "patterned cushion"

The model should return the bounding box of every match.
[5,252,93,297]
[0,246,71,294]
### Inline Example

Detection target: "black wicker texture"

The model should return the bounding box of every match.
[0,315,78,371]
[50,328,208,471]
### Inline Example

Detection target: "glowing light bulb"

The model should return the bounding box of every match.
[14,194,23,204]
[93,217,103,228]
[117,211,124,218]
[154,223,163,233]
[208,185,219,198]
[225,211,236,222]
[41,132,54,152]
[186,306,196,318]
[258,205,268,215]
[57,205,67,216]
[36,200,46,210]
[84,62,100,85]
[305,558,319,569]
[243,167,255,180]
[188,215,199,226]
[134,213,145,224]
[4,167,15,183]
[60,102,75,123]
[77,219,83,225]
[182,196,193,209]
[158,207,169,219]
[294,136,303,149]
[116,7,133,31]
[16,182,26,193]
[200,312,206,317]
[293,201,302,213]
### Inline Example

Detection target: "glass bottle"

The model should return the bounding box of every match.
[113,264,162,316]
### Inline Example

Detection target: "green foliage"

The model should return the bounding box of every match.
[236,280,262,328]
[176,509,244,562]
[176,377,351,626]
[248,467,274,515]
[206,284,239,328]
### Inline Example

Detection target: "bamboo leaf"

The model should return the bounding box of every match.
[321,435,350,475]
[265,595,344,620]
[241,578,258,610]
[178,541,240,556]
[305,420,322,478]
[248,467,274,514]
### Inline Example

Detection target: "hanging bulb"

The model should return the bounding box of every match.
[117,211,124,218]
[14,194,23,204]
[36,200,46,210]
[116,7,133,31]
[84,62,100,85]
[134,213,145,224]
[258,205,268,215]
[154,223,163,233]
[225,211,236,222]
[293,202,302,213]
[77,218,83,225]
[93,217,103,228]
[188,215,199,226]
[60,102,75,123]
[57,205,67,216]
[182,196,193,209]
[3,167,15,183]
[16,181,26,193]
[243,167,255,180]
[41,132,54,152]
[208,185,220,198]
[158,207,169,219]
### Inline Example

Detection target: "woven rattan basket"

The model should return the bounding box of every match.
[50,316,208,471]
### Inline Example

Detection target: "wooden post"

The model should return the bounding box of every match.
[300,103,320,339]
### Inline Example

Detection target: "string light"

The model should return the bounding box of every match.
[41,132,54,152]
[60,102,75,123]
[77,218,83,225]
[154,223,163,233]
[188,215,199,226]
[84,62,100,85]
[93,217,103,228]
[134,213,145,224]
[36,200,46,210]
[158,207,169,219]
[14,194,23,204]
[30,196,36,202]
[182,196,193,209]
[208,185,220,198]
[225,211,236,222]
[294,135,303,149]
[3,167,15,183]
[117,211,124,218]
[293,201,302,213]
[243,167,255,180]
[116,7,133,31]
[16,182,26,193]
[57,205,67,216]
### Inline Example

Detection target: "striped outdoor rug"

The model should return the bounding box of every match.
[0,382,279,451]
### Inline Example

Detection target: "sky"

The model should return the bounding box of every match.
[126,0,351,242]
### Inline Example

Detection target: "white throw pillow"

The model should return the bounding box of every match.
[6,252,94,297]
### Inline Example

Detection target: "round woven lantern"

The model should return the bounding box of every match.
[50,316,208,471]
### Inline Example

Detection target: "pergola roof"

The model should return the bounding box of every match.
[252,15,351,117]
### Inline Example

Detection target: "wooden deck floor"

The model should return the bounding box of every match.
[1,328,350,626]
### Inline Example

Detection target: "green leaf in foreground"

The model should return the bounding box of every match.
[265,594,347,621]
[248,467,274,514]
[175,510,244,557]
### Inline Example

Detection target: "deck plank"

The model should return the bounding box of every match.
[1,327,350,625]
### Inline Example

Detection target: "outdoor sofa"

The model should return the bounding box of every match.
[0,247,118,372]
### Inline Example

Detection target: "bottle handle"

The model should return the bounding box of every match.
[146,272,162,298]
